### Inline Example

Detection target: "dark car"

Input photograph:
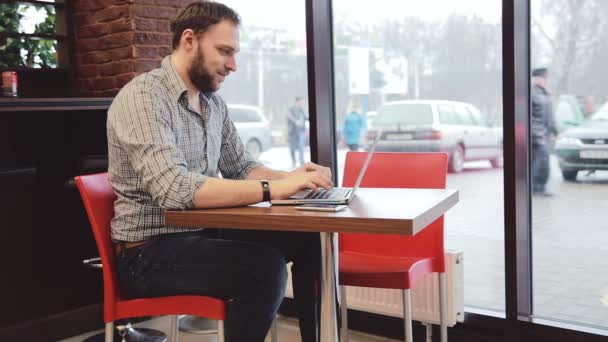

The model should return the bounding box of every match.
[554,95,587,133]
[554,102,608,181]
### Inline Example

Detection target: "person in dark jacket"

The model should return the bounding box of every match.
[287,97,308,168]
[531,67,558,196]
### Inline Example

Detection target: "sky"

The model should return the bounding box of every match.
[221,0,502,37]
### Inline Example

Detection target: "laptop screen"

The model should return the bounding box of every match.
[349,129,382,197]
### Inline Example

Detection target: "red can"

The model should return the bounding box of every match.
[2,71,18,97]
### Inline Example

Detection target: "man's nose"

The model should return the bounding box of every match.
[226,56,237,72]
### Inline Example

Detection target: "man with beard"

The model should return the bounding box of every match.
[107,2,331,341]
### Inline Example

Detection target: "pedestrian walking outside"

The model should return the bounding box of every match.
[287,96,307,168]
[342,103,365,151]
[531,67,558,196]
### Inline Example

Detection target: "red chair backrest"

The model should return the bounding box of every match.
[74,172,119,320]
[341,152,448,271]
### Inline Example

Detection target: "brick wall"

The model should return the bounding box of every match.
[72,0,192,97]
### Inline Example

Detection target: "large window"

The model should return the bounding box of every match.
[332,0,505,312]
[531,0,608,329]
[0,0,68,69]
[217,0,309,170]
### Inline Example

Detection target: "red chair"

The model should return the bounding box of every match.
[339,152,449,342]
[75,172,227,342]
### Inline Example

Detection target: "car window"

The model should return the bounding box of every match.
[454,104,475,125]
[467,105,488,126]
[437,104,461,124]
[592,102,608,120]
[228,108,262,123]
[375,103,434,125]
[555,100,578,122]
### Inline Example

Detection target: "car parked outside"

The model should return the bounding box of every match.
[366,100,503,173]
[227,104,272,159]
[554,101,608,181]
[554,94,587,133]
[366,111,378,129]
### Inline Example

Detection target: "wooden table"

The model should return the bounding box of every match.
[165,187,459,342]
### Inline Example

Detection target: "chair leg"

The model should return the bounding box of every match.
[218,320,225,342]
[402,289,413,342]
[169,315,179,342]
[424,322,432,342]
[439,272,448,342]
[340,285,349,342]
[270,316,279,342]
[105,322,114,342]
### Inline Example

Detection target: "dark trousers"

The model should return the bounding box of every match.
[116,229,320,342]
[532,142,550,192]
[289,132,306,166]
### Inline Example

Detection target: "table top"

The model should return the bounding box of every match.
[165,188,459,236]
[165,188,458,235]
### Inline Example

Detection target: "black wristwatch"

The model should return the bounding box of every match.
[260,180,271,202]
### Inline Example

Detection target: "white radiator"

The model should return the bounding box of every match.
[284,250,464,327]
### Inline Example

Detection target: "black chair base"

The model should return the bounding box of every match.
[178,315,218,334]
[82,327,166,342]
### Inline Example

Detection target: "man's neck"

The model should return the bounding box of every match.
[171,54,200,100]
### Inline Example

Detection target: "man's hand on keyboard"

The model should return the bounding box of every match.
[271,168,333,200]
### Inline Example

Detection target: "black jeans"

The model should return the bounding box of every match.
[116,229,320,342]
[532,142,550,192]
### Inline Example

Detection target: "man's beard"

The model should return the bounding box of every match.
[188,45,216,93]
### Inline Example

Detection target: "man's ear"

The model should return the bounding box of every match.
[181,29,196,51]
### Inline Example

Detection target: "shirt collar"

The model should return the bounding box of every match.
[161,55,188,103]
[161,55,215,108]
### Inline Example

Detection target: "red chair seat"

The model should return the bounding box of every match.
[340,252,435,289]
[115,295,225,321]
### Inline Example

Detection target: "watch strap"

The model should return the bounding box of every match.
[260,180,271,202]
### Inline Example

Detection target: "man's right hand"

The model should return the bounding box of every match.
[270,170,333,200]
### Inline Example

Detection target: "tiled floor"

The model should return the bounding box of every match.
[59,315,401,342]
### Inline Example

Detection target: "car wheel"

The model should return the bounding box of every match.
[448,145,465,173]
[246,139,262,159]
[490,155,503,168]
[561,170,578,182]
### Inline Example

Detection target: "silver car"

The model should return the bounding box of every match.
[227,104,272,159]
[367,100,503,173]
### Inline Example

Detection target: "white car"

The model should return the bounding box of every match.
[367,100,503,173]
[227,104,272,159]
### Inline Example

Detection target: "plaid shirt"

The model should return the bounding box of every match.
[107,56,261,242]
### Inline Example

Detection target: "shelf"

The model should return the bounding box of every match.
[0,97,113,112]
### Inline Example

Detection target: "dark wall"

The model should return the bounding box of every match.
[0,108,108,331]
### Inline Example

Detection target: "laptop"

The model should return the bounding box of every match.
[271,130,381,205]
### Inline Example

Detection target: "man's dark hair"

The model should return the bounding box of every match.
[170,1,240,49]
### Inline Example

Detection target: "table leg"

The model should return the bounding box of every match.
[319,232,339,342]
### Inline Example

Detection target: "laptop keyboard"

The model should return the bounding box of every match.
[305,188,350,200]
